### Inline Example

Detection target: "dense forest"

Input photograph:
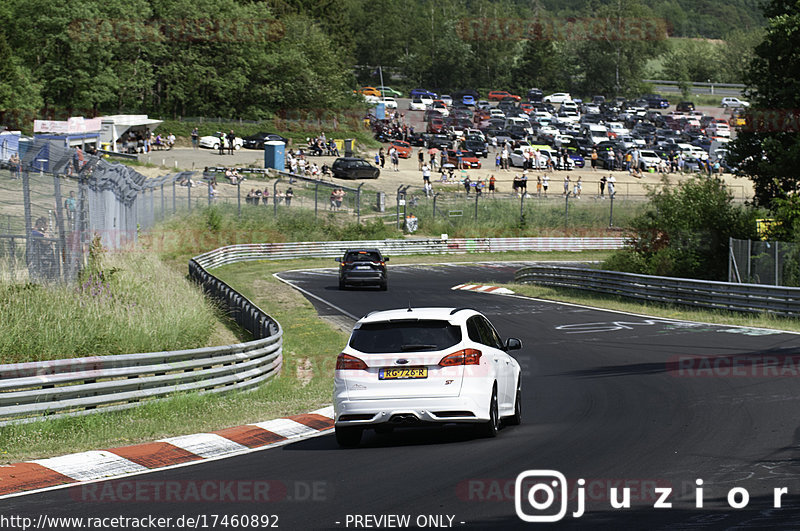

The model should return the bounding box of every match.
[0,0,765,126]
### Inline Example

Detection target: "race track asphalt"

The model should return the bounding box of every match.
[3,262,800,530]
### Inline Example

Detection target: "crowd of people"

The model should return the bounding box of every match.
[306,133,340,156]
[122,130,176,154]
[246,187,294,206]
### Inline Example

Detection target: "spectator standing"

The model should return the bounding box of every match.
[418,149,425,171]
[563,174,571,196]
[218,134,225,155]
[285,187,294,206]
[489,174,496,195]
[520,170,528,196]
[599,175,607,198]
[607,174,616,197]
[191,128,199,150]
[390,147,399,171]
[542,174,549,196]
[463,175,471,195]
[422,163,431,187]
[9,153,21,179]
[379,148,385,169]
[64,191,77,224]
[227,130,236,155]
[536,175,542,196]
[591,149,598,171]
[574,176,582,198]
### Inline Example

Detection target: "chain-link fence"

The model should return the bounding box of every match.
[729,238,800,287]
[0,139,217,283]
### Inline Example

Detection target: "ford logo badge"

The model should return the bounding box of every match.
[396,359,409,365]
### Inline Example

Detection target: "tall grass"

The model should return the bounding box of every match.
[0,251,218,363]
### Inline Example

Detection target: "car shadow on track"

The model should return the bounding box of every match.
[282,425,508,451]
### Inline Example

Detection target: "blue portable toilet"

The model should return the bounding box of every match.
[264,140,285,171]
[375,103,386,120]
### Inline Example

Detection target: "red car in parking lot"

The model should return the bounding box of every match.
[427,118,445,133]
[445,150,481,169]
[390,140,412,158]
[488,90,521,101]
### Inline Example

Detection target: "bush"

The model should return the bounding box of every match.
[602,177,760,280]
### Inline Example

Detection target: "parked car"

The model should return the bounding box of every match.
[441,95,453,106]
[376,86,403,98]
[336,249,388,291]
[199,132,243,150]
[333,306,522,447]
[676,101,696,113]
[488,90,520,101]
[359,86,381,97]
[242,132,288,149]
[424,134,451,150]
[543,92,572,104]
[331,157,380,179]
[410,88,438,99]
[380,97,398,109]
[463,137,489,158]
[389,139,412,158]
[527,88,544,102]
[462,95,476,106]
[643,94,670,109]
[427,118,445,134]
[409,98,427,111]
[445,149,482,169]
[721,97,749,109]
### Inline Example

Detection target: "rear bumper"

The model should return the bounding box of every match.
[334,396,488,426]
[341,271,386,284]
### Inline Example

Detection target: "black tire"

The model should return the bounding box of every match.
[339,279,346,290]
[379,281,388,291]
[335,426,363,448]
[478,386,500,438]
[507,383,522,426]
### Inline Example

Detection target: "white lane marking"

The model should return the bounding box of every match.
[273,273,360,321]
[32,451,147,482]
[250,419,313,438]
[159,433,249,459]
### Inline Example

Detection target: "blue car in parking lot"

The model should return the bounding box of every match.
[410,88,438,100]
[462,95,476,106]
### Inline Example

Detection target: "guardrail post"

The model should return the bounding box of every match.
[314,181,319,219]
[237,181,241,218]
[609,193,614,228]
[357,183,364,224]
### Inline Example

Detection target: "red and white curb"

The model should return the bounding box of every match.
[0,406,334,499]
[451,284,514,295]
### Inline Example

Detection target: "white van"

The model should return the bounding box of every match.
[504,117,533,135]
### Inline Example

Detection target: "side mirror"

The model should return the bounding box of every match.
[505,338,522,351]
[384,257,390,262]
[335,257,341,262]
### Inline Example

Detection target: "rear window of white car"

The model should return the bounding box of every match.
[350,320,462,353]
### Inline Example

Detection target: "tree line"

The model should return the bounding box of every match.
[0,0,764,129]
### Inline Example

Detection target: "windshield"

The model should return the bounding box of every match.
[350,320,462,354]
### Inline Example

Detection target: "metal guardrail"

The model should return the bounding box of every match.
[0,258,283,425]
[515,265,800,317]
[0,237,623,424]
[191,237,627,269]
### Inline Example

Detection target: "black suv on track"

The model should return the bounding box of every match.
[336,249,389,290]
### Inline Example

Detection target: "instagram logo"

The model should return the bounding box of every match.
[515,470,570,522]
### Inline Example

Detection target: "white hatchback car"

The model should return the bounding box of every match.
[333,307,522,447]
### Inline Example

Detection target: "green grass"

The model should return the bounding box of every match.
[0,252,218,363]
[0,257,345,462]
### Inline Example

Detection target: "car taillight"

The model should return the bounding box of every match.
[336,353,367,370]
[439,349,482,367]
